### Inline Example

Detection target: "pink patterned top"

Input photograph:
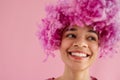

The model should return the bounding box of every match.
[47,76,97,80]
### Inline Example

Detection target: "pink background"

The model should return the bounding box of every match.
[0,0,120,80]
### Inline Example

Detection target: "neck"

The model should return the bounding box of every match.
[58,66,90,80]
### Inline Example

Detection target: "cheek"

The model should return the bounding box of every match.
[89,43,99,54]
[60,40,69,62]
[60,39,72,50]
[89,43,99,63]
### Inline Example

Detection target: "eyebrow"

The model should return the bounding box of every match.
[88,30,98,35]
[65,27,77,31]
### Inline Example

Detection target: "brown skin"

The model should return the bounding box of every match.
[56,26,99,80]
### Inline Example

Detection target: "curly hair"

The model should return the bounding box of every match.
[38,0,120,58]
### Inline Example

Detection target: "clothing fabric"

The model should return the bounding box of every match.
[47,76,97,80]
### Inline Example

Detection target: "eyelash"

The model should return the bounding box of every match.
[87,36,97,41]
[66,34,76,38]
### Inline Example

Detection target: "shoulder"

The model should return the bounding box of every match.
[46,77,55,80]
[46,77,97,80]
[91,76,98,80]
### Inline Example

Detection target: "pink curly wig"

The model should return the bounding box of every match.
[38,0,120,58]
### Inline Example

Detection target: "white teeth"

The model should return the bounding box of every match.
[71,52,87,57]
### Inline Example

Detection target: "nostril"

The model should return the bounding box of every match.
[73,41,88,48]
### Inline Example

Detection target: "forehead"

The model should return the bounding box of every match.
[64,25,94,32]
[62,25,98,36]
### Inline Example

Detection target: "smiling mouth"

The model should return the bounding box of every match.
[68,51,90,59]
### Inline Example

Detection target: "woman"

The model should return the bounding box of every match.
[38,0,120,80]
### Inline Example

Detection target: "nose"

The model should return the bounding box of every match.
[73,37,88,48]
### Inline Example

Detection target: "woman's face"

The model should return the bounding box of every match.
[60,25,99,71]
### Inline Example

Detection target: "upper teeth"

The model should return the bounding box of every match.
[71,52,87,57]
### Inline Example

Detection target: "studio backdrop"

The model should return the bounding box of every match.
[1,0,120,80]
